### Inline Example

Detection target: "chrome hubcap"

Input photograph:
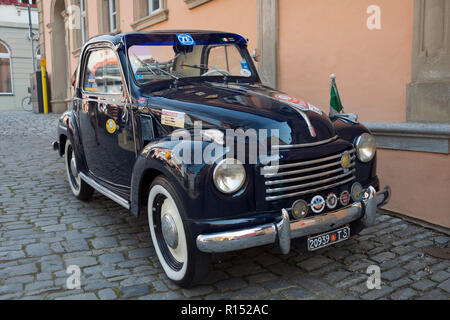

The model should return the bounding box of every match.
[70,155,78,179]
[161,213,179,249]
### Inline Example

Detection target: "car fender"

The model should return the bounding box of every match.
[57,110,86,173]
[130,137,256,220]
[130,138,209,217]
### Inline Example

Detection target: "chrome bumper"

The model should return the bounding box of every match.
[196,186,391,254]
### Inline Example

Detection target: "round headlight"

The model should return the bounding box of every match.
[355,133,376,162]
[213,158,246,194]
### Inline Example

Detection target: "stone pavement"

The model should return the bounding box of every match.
[0,110,449,300]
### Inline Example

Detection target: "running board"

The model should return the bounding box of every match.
[79,172,130,210]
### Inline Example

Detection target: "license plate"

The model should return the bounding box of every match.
[307,226,350,251]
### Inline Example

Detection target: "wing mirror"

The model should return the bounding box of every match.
[252,48,261,62]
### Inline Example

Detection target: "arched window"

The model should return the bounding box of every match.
[0,41,12,94]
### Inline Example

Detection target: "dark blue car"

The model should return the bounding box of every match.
[54,30,390,287]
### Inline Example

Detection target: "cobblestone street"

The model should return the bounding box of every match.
[0,110,449,300]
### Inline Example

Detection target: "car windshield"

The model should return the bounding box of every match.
[128,39,254,85]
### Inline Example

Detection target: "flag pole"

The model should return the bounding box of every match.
[329,73,340,116]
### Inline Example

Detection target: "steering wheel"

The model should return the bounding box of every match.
[201,67,230,77]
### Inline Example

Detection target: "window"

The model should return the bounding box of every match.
[0,41,12,94]
[108,0,117,32]
[72,0,88,51]
[98,0,119,34]
[132,0,168,30]
[83,48,123,94]
[18,0,37,6]
[148,0,161,14]
[80,0,87,44]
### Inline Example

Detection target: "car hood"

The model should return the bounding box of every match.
[143,82,336,147]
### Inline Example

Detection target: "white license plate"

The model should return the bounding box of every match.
[307,226,350,251]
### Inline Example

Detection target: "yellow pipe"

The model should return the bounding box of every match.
[41,58,49,114]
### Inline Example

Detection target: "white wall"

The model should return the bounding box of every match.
[0,4,38,25]
[0,4,38,111]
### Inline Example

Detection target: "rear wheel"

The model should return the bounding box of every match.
[64,139,94,201]
[148,176,211,287]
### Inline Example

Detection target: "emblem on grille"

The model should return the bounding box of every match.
[351,182,364,202]
[311,195,326,213]
[326,193,338,209]
[292,199,309,220]
[340,191,350,206]
[340,151,352,171]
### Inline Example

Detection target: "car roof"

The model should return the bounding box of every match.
[85,30,245,46]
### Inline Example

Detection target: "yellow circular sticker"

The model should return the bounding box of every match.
[106,119,117,134]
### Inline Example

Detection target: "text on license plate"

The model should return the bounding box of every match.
[307,226,350,251]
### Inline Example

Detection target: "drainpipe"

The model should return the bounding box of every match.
[27,3,36,73]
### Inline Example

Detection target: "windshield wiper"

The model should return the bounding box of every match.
[133,54,180,84]
[181,64,230,80]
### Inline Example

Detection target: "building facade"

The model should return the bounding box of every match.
[37,0,449,228]
[0,0,39,111]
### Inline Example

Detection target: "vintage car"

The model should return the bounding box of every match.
[54,30,391,287]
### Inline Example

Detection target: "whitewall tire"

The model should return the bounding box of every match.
[64,139,93,201]
[147,176,211,287]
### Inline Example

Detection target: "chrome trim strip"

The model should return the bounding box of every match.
[262,149,355,172]
[265,166,354,186]
[265,176,355,201]
[263,159,355,178]
[273,136,338,150]
[79,172,130,209]
[266,170,356,194]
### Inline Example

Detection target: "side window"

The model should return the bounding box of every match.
[83,48,123,94]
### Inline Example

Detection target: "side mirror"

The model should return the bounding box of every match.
[252,48,261,62]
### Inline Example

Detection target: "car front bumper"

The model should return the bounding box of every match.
[196,186,391,254]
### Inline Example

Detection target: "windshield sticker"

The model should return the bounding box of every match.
[221,37,235,42]
[161,109,185,128]
[135,74,144,80]
[240,69,251,77]
[176,34,195,46]
[240,61,250,70]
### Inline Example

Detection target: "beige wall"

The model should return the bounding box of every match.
[279,0,414,123]
[379,149,450,228]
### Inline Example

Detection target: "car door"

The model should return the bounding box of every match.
[78,44,136,193]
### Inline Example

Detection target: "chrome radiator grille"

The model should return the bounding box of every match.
[262,149,356,201]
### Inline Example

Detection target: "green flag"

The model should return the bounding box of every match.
[330,74,344,115]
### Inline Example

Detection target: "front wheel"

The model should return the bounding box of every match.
[148,176,211,287]
[64,139,94,201]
